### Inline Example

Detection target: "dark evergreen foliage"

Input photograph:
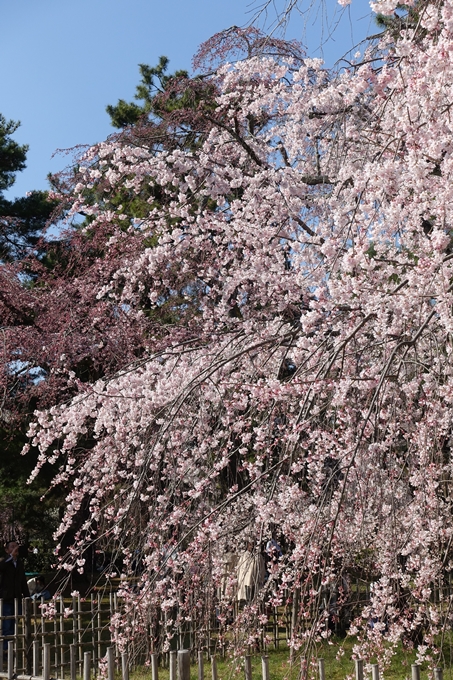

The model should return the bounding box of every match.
[106,56,189,128]
[0,115,57,262]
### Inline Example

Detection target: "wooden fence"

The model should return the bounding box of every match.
[0,585,448,680]
[0,640,443,680]
[0,639,447,680]
[0,589,356,677]
[0,594,116,678]
[0,579,379,675]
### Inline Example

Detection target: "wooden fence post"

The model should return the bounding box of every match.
[412,665,421,680]
[90,595,96,669]
[53,599,58,675]
[59,596,65,680]
[318,658,325,680]
[107,646,115,680]
[211,655,218,680]
[434,669,443,680]
[72,594,77,651]
[32,640,40,677]
[43,643,51,680]
[178,650,190,680]
[77,595,83,672]
[152,653,159,680]
[244,655,252,680]
[198,651,204,680]
[122,652,129,680]
[372,665,379,680]
[355,659,364,680]
[97,593,102,665]
[84,651,92,680]
[262,655,269,680]
[169,650,177,680]
[7,640,13,680]
[23,597,32,674]
[70,644,77,680]
[14,598,19,672]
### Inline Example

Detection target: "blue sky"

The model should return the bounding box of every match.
[1,0,374,199]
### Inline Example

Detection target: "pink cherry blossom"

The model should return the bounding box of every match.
[18,14,453,670]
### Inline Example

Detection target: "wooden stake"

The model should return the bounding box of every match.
[412,665,421,680]
[24,598,32,675]
[107,647,115,680]
[211,656,218,680]
[355,659,364,680]
[169,650,177,680]
[152,653,159,680]
[32,640,40,677]
[84,651,91,680]
[178,650,190,680]
[43,643,51,680]
[262,655,269,680]
[198,651,204,680]
[7,640,13,680]
[70,644,77,680]
[122,652,129,680]
[244,655,252,680]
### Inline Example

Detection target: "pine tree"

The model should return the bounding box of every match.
[0,114,57,262]
[105,56,189,128]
